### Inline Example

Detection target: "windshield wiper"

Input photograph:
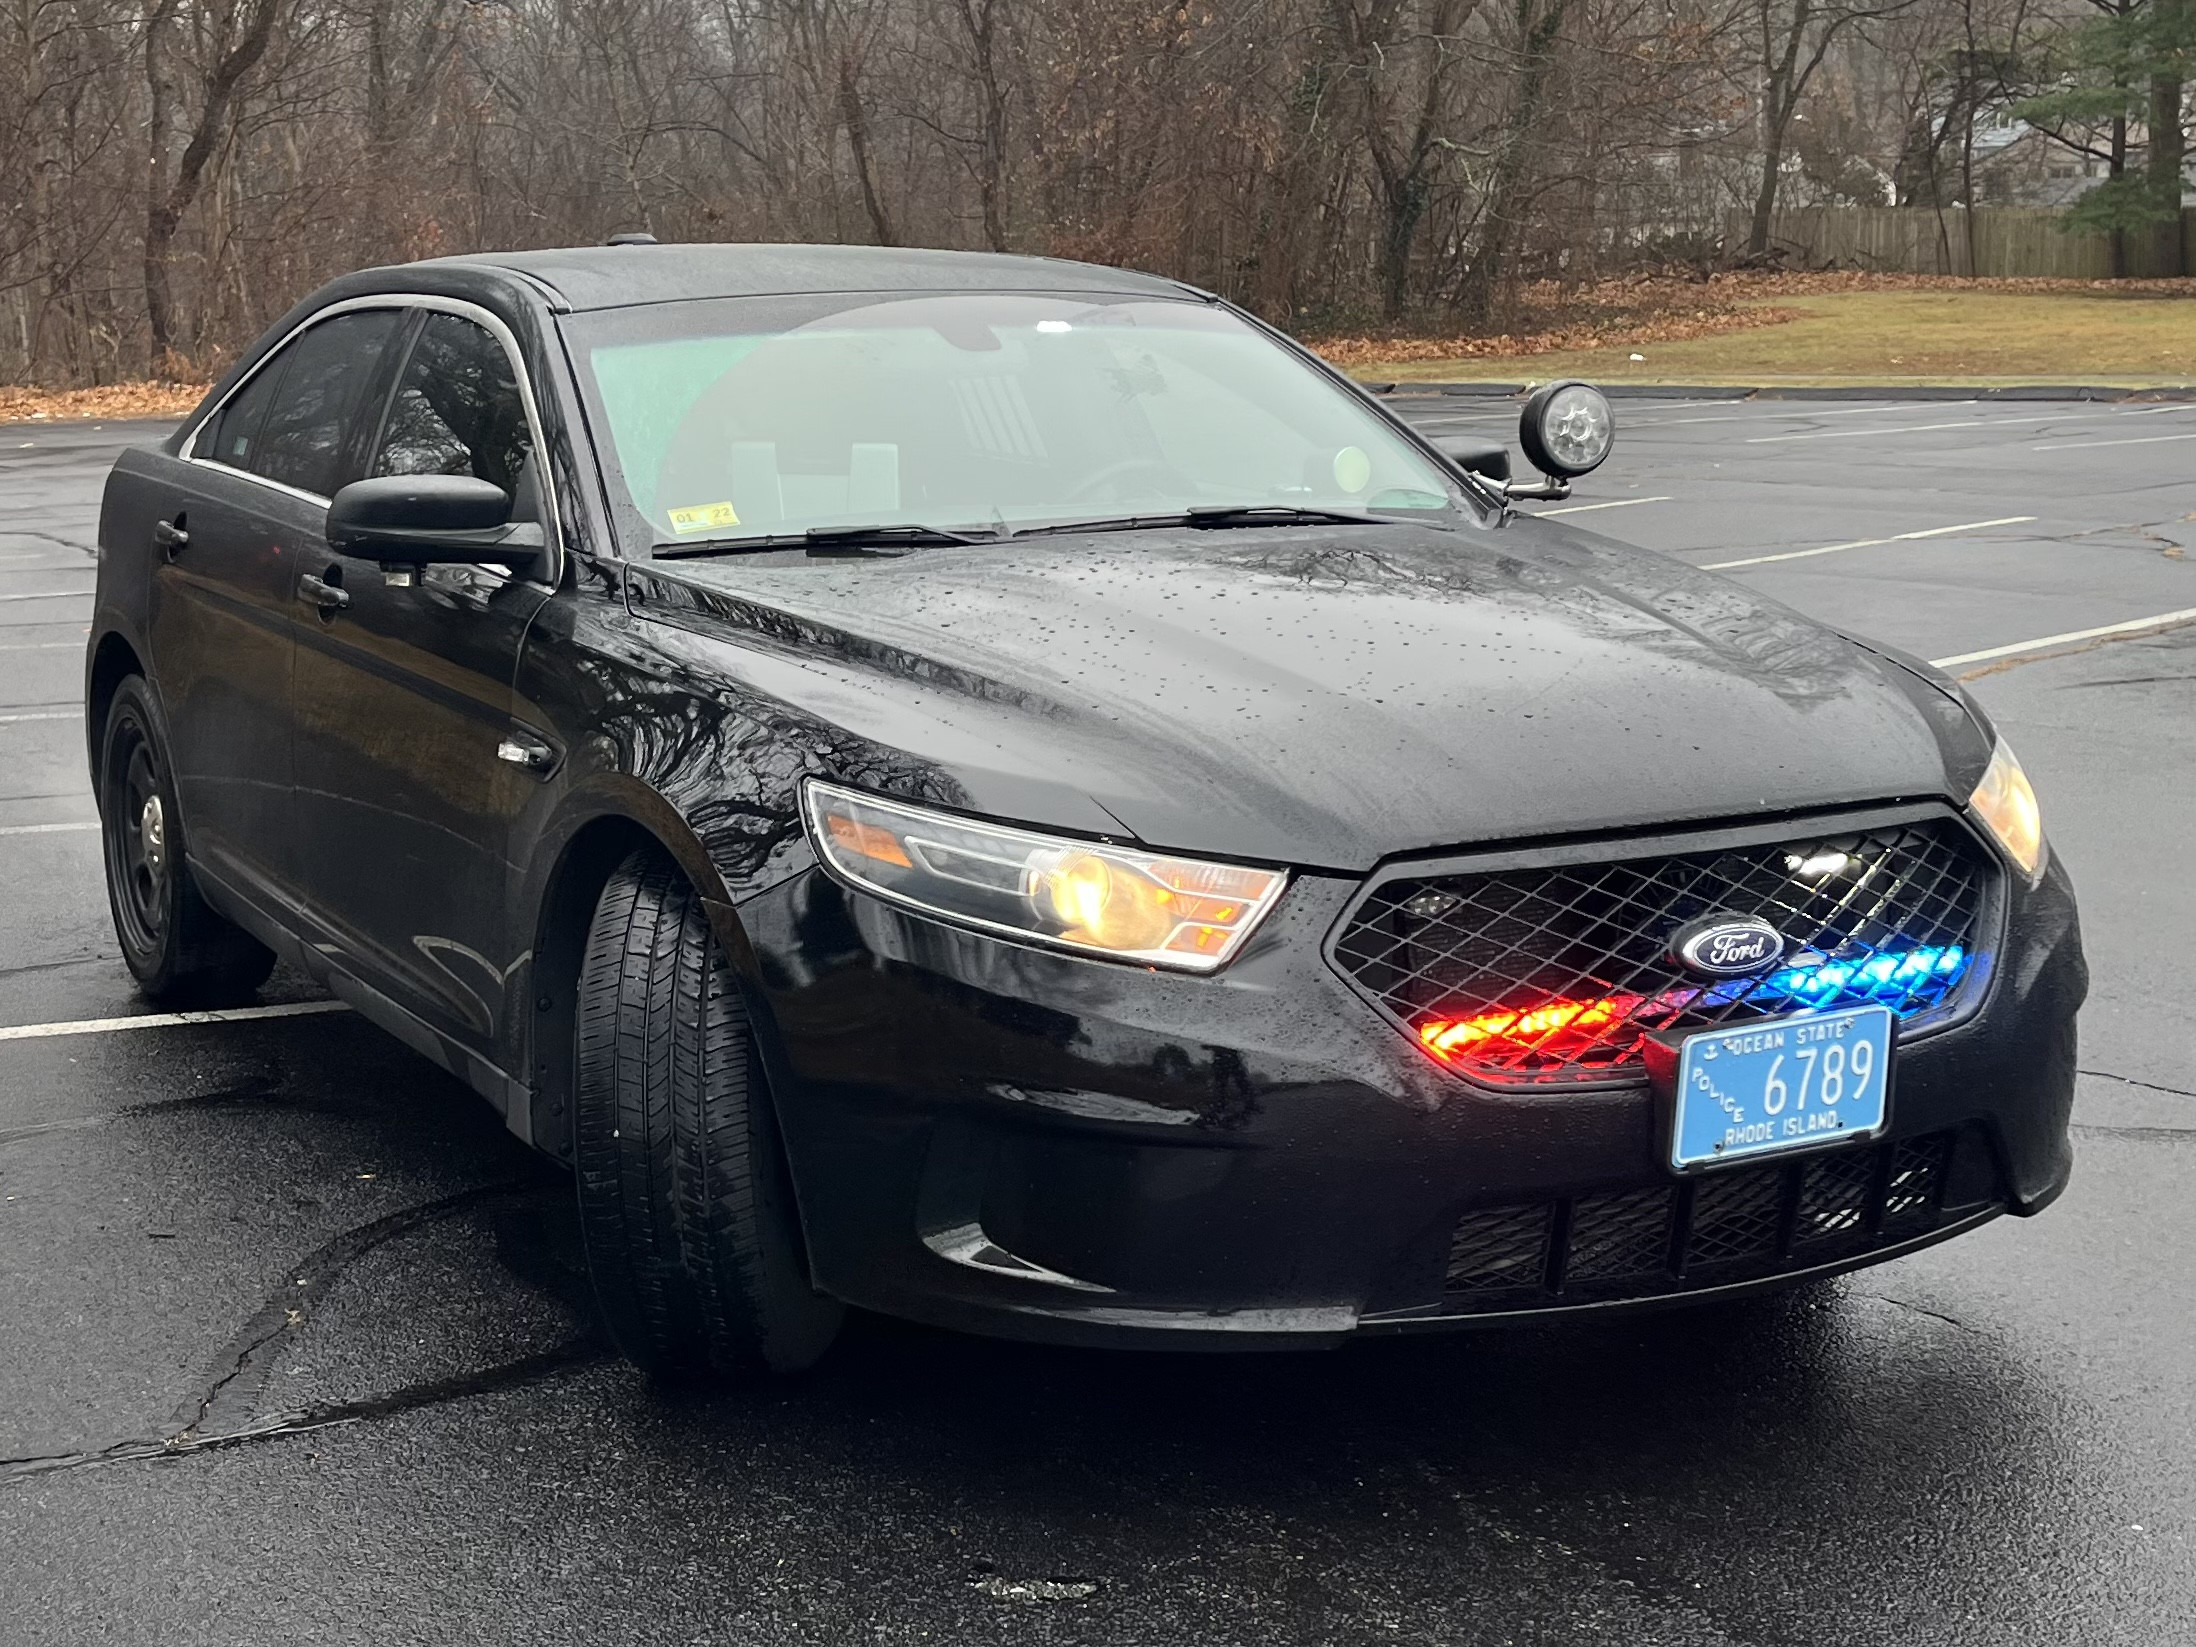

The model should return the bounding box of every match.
[804,522,996,546]
[658,508,1421,556]
[655,522,998,559]
[1185,505,1394,528]
[1011,505,1404,539]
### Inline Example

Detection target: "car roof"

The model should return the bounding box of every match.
[405,243,1201,313]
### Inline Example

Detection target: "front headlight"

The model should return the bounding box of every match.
[1967,739,2047,881]
[802,779,1289,972]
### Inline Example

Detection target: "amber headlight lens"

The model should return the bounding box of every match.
[1968,739,2046,881]
[802,779,1287,971]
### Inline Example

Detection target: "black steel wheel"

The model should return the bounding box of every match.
[573,847,844,1379]
[97,677,275,1005]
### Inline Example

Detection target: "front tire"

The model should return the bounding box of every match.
[573,848,844,1379]
[98,677,275,1006]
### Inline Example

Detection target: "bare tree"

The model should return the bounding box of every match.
[144,0,287,372]
[1456,0,1571,320]
[0,0,2161,390]
[1742,0,1916,257]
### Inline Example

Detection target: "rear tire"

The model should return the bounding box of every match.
[98,677,275,1006]
[573,847,844,1379]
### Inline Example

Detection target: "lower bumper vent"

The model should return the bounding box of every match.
[1443,1129,1982,1311]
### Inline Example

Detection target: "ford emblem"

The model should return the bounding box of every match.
[1670,913,1787,979]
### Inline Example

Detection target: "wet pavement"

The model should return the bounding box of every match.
[2,401,2191,1644]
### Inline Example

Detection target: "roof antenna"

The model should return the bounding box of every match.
[607,231,659,247]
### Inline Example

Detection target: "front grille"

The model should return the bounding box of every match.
[1333,816,1990,1085]
[1441,1129,1984,1312]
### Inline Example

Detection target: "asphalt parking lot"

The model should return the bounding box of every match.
[3,396,2191,1644]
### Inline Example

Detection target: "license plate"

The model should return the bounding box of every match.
[1668,1003,1894,1171]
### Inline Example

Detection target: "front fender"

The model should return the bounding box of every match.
[507,579,925,1162]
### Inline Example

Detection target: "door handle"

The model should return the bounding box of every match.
[298,571,349,613]
[495,732,556,772]
[153,517,189,556]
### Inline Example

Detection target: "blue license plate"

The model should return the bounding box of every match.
[1669,1003,1894,1171]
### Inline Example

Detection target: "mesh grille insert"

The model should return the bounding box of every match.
[1335,818,1989,1085]
[1687,1166,1789,1269]
[1444,1205,1551,1296]
[1566,1186,1675,1282]
[1885,1134,1952,1226]
[1795,1149,1877,1247]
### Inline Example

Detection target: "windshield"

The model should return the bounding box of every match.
[563,292,1469,548]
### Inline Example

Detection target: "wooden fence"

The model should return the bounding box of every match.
[1737,206,2196,278]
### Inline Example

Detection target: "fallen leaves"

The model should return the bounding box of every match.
[1307,275,1814,366]
[0,381,209,426]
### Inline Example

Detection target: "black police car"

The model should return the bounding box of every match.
[87,243,2084,1376]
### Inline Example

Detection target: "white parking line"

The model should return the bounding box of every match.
[0,642,76,651]
[1747,413,2089,444]
[2031,431,2196,453]
[1930,606,2196,668]
[0,999,351,1044]
[0,590,92,603]
[1624,403,1907,429]
[1701,515,2036,571]
[1427,401,1915,433]
[0,710,77,724]
[0,820,96,836]
[1536,496,1673,516]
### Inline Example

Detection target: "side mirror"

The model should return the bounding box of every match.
[1431,435,1512,484]
[327,475,543,566]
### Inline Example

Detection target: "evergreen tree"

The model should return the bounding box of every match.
[2017,0,2196,272]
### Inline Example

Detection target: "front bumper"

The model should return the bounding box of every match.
[727,819,2084,1350]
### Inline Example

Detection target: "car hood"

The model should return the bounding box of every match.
[634,516,1987,871]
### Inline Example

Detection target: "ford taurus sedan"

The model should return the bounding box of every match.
[87,243,2084,1377]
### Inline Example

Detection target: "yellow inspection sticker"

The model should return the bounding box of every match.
[668,501,740,533]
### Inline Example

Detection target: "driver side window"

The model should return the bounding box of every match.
[371,313,538,517]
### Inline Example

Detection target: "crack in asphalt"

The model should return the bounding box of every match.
[2078,1068,2196,1100]
[1854,1292,1992,1339]
[0,1076,296,1149]
[1957,619,2196,680]
[0,529,97,557]
[1,1340,603,1483]
[167,1181,530,1442]
[0,954,117,983]
[2065,515,2196,550]
[2072,1124,2196,1143]
[2,1173,602,1485]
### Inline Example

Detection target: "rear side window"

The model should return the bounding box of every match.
[371,314,534,499]
[197,351,293,471]
[244,309,405,496]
